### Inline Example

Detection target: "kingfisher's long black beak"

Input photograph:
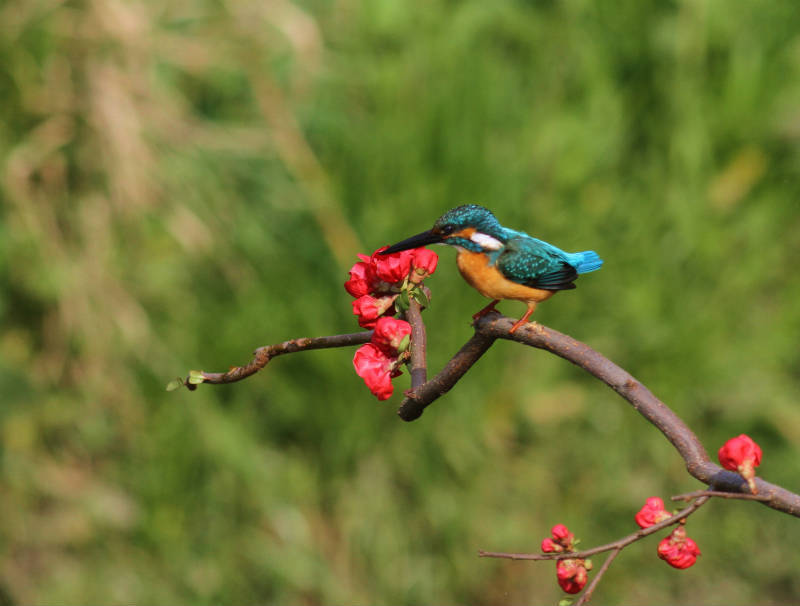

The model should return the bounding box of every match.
[380,230,443,254]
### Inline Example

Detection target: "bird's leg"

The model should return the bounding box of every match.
[472,299,501,321]
[509,302,536,334]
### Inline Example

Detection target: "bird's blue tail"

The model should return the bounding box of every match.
[571,250,603,274]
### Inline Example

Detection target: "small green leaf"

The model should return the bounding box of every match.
[412,288,430,308]
[166,378,184,391]
[188,370,206,385]
[396,288,410,312]
[558,598,574,606]
[398,333,411,352]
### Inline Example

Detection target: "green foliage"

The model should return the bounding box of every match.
[2,0,800,603]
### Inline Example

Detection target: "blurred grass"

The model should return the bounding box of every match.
[2,0,800,603]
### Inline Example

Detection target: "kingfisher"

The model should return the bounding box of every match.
[380,204,603,333]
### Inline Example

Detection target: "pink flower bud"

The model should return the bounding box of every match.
[542,523,575,552]
[541,538,562,553]
[657,526,701,569]
[372,317,412,356]
[634,496,672,529]
[551,524,571,541]
[351,295,396,328]
[718,434,763,494]
[411,248,438,277]
[344,261,376,298]
[352,343,396,401]
[556,558,589,594]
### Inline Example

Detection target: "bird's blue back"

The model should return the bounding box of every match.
[435,205,603,288]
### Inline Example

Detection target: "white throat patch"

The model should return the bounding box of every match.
[469,232,503,251]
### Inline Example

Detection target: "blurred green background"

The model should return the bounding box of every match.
[2,0,800,603]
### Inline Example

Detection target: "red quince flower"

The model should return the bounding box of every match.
[718,434,763,494]
[372,317,412,356]
[353,343,397,401]
[541,537,563,553]
[657,526,701,569]
[410,248,438,283]
[556,558,589,594]
[635,497,672,529]
[551,524,572,542]
[352,294,396,328]
[344,260,377,298]
[542,523,575,552]
[372,247,415,284]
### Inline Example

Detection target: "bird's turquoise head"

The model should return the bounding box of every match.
[381,204,506,254]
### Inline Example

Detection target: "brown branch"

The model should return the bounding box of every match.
[576,547,622,606]
[184,331,372,388]
[671,489,772,502]
[404,312,800,518]
[478,496,710,562]
[397,329,496,421]
[177,307,800,519]
[404,297,428,390]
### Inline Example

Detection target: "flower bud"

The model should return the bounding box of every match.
[718,434,763,494]
[410,248,439,283]
[541,538,563,553]
[556,558,589,594]
[352,295,396,328]
[542,523,575,553]
[353,344,396,401]
[657,526,701,569]
[372,317,412,356]
[634,496,672,529]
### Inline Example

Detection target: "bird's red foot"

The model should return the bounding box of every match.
[508,319,525,333]
[472,300,500,321]
[508,305,536,333]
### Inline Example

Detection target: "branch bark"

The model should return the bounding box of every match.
[448,313,800,518]
[184,331,372,387]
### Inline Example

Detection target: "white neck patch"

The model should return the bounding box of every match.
[469,232,503,250]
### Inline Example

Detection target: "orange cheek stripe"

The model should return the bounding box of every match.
[452,227,476,239]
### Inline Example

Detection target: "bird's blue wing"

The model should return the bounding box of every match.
[495,237,578,290]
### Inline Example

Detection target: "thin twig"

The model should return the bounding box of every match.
[478,496,710,561]
[576,547,622,606]
[397,329,496,421]
[671,489,772,502]
[185,331,372,388]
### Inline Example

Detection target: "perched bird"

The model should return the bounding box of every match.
[380,204,603,333]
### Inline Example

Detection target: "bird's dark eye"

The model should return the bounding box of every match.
[441,224,456,235]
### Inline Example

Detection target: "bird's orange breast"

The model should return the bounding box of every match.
[456,250,555,304]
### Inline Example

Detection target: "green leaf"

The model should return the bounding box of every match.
[412,288,430,308]
[558,598,574,606]
[165,378,184,392]
[188,370,206,385]
[396,288,410,312]
[398,333,411,352]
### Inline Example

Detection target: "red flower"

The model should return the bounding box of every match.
[372,247,415,283]
[556,558,589,594]
[353,344,397,401]
[657,526,701,569]
[352,295,396,328]
[372,317,412,356]
[410,248,439,283]
[551,524,572,542]
[541,537,562,553]
[635,497,672,529]
[344,260,376,298]
[718,434,762,494]
[542,523,574,552]
[345,247,438,304]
